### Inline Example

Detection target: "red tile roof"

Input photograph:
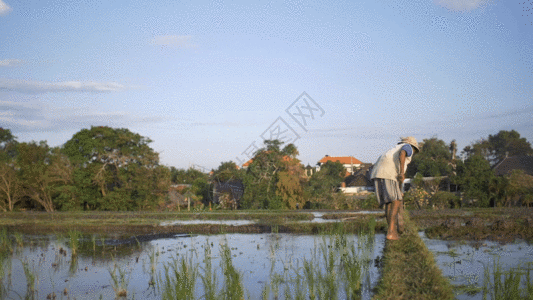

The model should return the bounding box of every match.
[318,156,362,165]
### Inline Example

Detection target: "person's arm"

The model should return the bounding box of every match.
[398,150,406,184]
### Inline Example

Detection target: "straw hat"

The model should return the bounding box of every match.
[398,136,420,153]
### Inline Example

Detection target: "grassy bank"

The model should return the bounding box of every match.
[410,207,533,243]
[0,211,387,237]
[373,211,454,300]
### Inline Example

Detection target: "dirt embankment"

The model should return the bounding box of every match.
[410,207,533,243]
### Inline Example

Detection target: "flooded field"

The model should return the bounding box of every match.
[421,232,533,299]
[0,231,384,299]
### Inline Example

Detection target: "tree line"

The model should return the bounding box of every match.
[405,130,533,208]
[1,126,532,212]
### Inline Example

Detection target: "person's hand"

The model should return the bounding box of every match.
[397,173,405,185]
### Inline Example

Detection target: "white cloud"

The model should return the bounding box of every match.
[0,99,163,132]
[0,59,23,67]
[0,78,130,93]
[150,35,197,49]
[0,0,11,16]
[434,0,495,12]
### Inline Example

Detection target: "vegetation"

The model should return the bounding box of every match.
[2,126,533,212]
[462,130,533,165]
[373,210,455,300]
[241,139,303,209]
[483,259,533,300]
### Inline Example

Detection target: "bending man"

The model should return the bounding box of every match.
[370,137,420,240]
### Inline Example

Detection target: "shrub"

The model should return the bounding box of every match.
[403,187,430,209]
[358,194,380,210]
[430,191,461,209]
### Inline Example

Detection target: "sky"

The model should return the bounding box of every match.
[1,0,532,170]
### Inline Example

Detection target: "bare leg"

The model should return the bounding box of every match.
[386,200,401,240]
[397,201,405,234]
[385,203,391,227]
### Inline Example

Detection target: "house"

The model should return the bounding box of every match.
[493,155,533,177]
[316,155,364,175]
[340,164,374,194]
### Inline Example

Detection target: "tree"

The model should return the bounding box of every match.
[454,154,496,207]
[503,169,533,207]
[17,142,72,212]
[170,167,208,184]
[462,130,533,165]
[241,140,302,209]
[0,128,17,156]
[406,137,452,178]
[211,161,242,183]
[0,128,21,211]
[306,160,345,203]
[62,126,161,210]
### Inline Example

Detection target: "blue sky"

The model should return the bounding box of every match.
[1,0,532,170]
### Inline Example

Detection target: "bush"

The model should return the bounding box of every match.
[430,191,461,209]
[357,194,380,210]
[403,187,430,209]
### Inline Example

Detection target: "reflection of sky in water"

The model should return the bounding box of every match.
[160,211,382,225]
[160,219,255,226]
[2,233,385,300]
[420,232,533,300]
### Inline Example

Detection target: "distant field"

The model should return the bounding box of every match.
[0,210,386,237]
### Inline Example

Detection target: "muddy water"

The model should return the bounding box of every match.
[1,233,385,299]
[420,232,533,299]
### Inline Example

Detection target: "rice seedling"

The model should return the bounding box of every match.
[13,232,23,249]
[341,245,362,299]
[160,254,199,300]
[0,248,10,300]
[482,257,533,300]
[22,259,37,299]
[109,262,129,299]
[199,241,217,300]
[91,234,97,252]
[0,228,12,253]
[144,247,159,287]
[69,255,79,276]
[220,242,244,300]
[67,230,81,257]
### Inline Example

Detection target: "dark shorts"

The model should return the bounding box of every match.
[373,178,402,208]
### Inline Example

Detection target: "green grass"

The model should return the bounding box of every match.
[373,211,454,300]
[22,259,37,299]
[109,262,129,299]
[482,259,533,299]
[160,254,199,300]
[200,240,217,300]
[67,230,81,256]
[220,242,244,300]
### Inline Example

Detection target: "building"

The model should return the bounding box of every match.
[316,155,364,175]
[493,155,533,177]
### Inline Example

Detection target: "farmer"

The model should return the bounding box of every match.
[370,137,420,240]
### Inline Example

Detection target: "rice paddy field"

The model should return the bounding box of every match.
[0,208,532,299]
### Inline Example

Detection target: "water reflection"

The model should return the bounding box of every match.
[420,232,533,300]
[0,233,385,299]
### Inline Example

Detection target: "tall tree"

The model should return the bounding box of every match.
[211,161,242,183]
[306,160,345,202]
[17,142,72,212]
[454,154,496,207]
[63,126,161,210]
[0,128,20,211]
[241,140,302,209]
[462,130,532,164]
[170,167,208,184]
[406,137,452,178]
